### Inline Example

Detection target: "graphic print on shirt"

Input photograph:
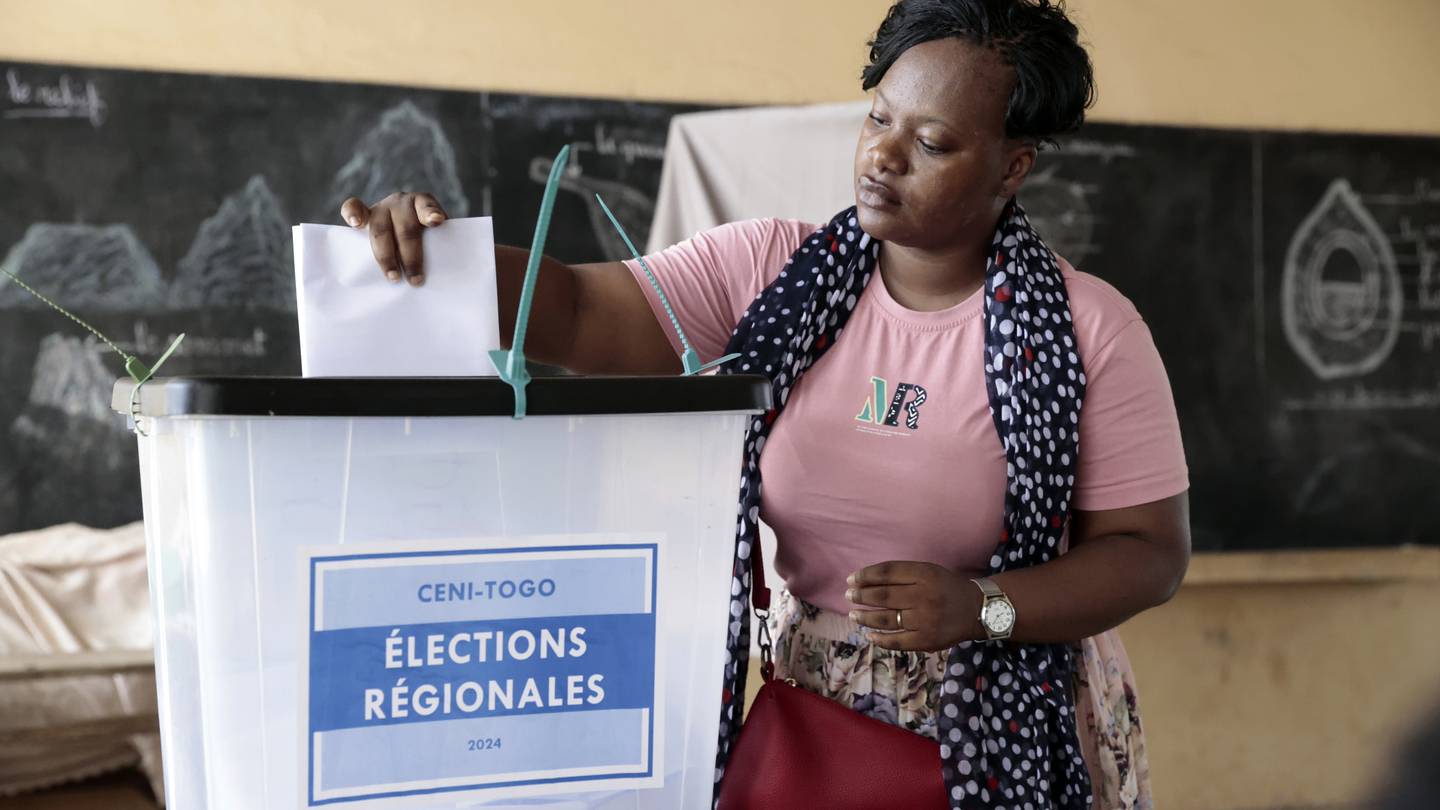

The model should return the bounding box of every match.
[854,376,928,435]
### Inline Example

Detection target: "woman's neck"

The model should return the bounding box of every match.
[877,239,989,312]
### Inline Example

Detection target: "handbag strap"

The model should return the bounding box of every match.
[749,529,774,682]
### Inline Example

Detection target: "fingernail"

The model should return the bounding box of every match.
[346,215,360,227]
[848,611,859,623]
[386,270,401,283]
[408,274,425,287]
[844,589,856,602]
[846,574,857,586]
[426,213,444,225]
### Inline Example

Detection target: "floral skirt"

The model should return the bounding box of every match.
[768,589,1153,810]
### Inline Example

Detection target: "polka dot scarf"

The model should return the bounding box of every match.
[714,202,1094,808]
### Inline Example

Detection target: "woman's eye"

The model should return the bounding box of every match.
[918,140,943,154]
[868,113,889,127]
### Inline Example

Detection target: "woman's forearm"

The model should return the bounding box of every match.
[985,524,1189,644]
[492,245,579,365]
[491,246,681,375]
[847,495,1190,650]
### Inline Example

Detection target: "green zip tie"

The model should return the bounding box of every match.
[489,144,571,419]
[594,194,740,376]
[1,266,133,363]
[1,265,185,435]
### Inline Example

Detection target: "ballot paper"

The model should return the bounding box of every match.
[293,217,501,377]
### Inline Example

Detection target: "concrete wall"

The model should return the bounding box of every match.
[5,2,1439,807]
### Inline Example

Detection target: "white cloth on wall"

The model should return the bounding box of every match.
[0,521,162,801]
[646,101,869,253]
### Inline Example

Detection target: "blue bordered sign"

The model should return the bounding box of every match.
[300,539,663,806]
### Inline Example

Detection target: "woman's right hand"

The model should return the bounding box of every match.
[338,190,679,375]
[339,192,449,286]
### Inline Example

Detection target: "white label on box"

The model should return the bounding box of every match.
[299,537,664,806]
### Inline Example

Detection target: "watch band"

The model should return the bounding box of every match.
[972,577,1003,598]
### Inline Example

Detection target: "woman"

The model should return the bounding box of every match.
[341,2,1189,807]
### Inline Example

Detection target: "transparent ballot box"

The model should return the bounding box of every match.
[114,375,769,810]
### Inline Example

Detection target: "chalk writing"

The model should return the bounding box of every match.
[177,329,269,359]
[1281,382,1440,412]
[1056,139,1137,162]
[90,321,268,360]
[1421,243,1440,311]
[528,155,656,261]
[4,69,107,127]
[592,124,666,164]
[1361,178,1440,206]
[1398,321,1440,351]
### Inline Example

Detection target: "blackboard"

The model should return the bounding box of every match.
[0,61,703,533]
[2,61,1438,552]
[1025,124,1440,550]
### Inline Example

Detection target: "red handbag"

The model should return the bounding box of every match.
[715,538,949,810]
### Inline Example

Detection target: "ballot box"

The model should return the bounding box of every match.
[113,375,769,810]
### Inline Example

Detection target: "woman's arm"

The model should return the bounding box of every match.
[340,192,679,375]
[846,491,1191,650]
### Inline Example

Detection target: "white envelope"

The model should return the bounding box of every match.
[293,218,501,377]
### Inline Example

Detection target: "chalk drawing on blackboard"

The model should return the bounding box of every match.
[1359,178,1440,206]
[1281,179,1402,380]
[170,175,294,311]
[10,333,122,460]
[529,155,656,262]
[10,334,132,517]
[1021,165,1099,266]
[0,224,164,311]
[16,333,116,423]
[328,100,469,219]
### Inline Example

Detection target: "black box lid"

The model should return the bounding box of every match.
[113,375,773,418]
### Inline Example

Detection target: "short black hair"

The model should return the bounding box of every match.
[861,0,1096,146]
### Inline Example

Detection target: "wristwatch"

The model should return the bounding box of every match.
[971,578,1016,641]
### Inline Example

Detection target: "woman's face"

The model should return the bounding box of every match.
[853,37,1032,250]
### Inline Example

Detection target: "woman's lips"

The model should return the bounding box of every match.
[857,175,901,209]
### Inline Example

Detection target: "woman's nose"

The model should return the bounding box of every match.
[866,132,907,177]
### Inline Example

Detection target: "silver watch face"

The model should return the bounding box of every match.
[982,599,1016,635]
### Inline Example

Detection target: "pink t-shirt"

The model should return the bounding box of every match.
[626,219,1189,615]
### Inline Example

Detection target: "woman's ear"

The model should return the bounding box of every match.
[999,141,1039,198]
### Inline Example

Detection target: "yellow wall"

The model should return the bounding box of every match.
[2,0,1440,134]
[5,2,1440,808]
[1125,550,1440,809]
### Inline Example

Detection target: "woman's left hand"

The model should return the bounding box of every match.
[845,561,981,652]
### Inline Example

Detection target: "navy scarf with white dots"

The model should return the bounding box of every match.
[714,202,1093,808]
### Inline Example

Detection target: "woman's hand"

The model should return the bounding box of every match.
[844,496,1191,651]
[339,192,449,286]
[845,561,982,652]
